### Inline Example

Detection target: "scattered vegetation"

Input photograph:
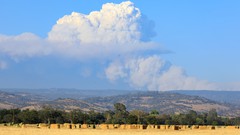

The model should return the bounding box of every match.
[1,103,240,125]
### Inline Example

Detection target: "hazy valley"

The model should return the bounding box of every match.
[1,89,240,117]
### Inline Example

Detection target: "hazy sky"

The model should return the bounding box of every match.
[0,0,239,90]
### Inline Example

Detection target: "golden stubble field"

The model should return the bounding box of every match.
[1,127,240,135]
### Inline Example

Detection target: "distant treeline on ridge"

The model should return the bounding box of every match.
[1,103,240,126]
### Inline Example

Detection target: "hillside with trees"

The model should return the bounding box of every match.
[86,92,240,117]
[1,91,240,117]
[1,103,240,126]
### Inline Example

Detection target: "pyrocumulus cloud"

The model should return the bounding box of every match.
[0,1,238,91]
[105,56,218,91]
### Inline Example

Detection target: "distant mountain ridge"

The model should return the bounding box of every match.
[172,90,240,106]
[0,90,108,112]
[85,91,239,117]
[0,90,240,117]
[0,90,46,110]
[0,88,136,100]
[2,89,240,106]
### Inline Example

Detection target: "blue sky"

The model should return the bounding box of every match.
[0,0,239,90]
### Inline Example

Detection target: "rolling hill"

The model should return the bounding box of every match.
[1,90,240,117]
[0,90,46,110]
[172,90,240,105]
[3,89,240,106]
[86,91,240,117]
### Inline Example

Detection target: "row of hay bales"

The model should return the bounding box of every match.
[2,123,240,130]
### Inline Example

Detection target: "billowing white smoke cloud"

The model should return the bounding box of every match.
[47,1,156,59]
[48,1,155,44]
[0,1,238,91]
[105,56,218,91]
[0,1,157,60]
[0,33,51,60]
[0,61,7,70]
[0,1,164,88]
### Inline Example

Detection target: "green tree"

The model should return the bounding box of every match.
[171,114,182,125]
[150,110,159,116]
[112,103,129,124]
[67,110,80,124]
[196,117,204,125]
[0,109,21,124]
[87,111,105,124]
[232,117,240,125]
[146,115,158,125]
[104,110,114,124]
[38,106,63,124]
[206,109,218,125]
[185,110,197,125]
[161,114,172,125]
[18,109,40,124]
[126,114,138,124]
[129,110,147,124]
[2,114,13,123]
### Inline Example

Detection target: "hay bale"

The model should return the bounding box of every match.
[95,124,101,129]
[160,125,166,130]
[191,125,199,129]
[179,125,190,130]
[179,125,188,130]
[12,124,21,128]
[88,124,96,129]
[21,124,38,128]
[114,124,120,129]
[130,124,138,129]
[81,124,88,129]
[167,125,171,129]
[125,124,130,129]
[119,124,126,129]
[0,124,7,127]
[147,125,155,129]
[170,125,179,130]
[72,124,76,129]
[50,124,60,129]
[139,125,147,130]
[208,126,215,130]
[74,124,81,129]
[156,125,159,129]
[59,124,64,128]
[108,124,115,129]
[227,126,237,129]
[180,125,191,130]
[199,126,207,130]
[5,123,12,126]
[100,124,108,129]
[129,125,134,129]
[63,123,72,129]
[178,125,184,130]
[21,124,25,128]
[38,123,49,129]
[215,126,223,129]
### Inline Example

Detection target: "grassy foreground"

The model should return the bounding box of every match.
[0,127,240,135]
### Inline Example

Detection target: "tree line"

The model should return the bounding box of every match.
[0,103,240,125]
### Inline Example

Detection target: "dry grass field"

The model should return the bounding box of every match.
[1,127,240,135]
